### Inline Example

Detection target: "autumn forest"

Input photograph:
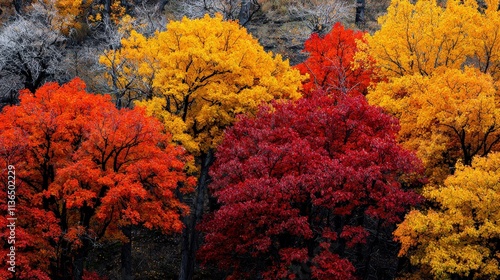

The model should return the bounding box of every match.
[1,0,500,279]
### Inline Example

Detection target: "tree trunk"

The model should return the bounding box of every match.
[121,226,133,280]
[179,150,214,280]
[238,0,259,26]
[238,0,251,25]
[158,0,170,13]
[13,0,23,14]
[73,239,90,280]
[355,0,366,28]
[103,0,111,22]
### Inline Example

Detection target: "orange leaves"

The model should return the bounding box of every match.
[0,79,194,278]
[365,1,500,183]
[362,1,500,278]
[296,23,373,96]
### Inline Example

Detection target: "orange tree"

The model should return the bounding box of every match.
[296,23,374,96]
[360,1,500,278]
[0,79,195,280]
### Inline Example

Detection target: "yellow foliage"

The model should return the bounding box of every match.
[362,0,479,78]
[363,0,500,182]
[29,0,86,34]
[100,14,303,156]
[394,152,500,279]
[54,0,84,33]
[369,67,500,183]
[361,0,500,80]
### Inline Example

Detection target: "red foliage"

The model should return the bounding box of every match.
[199,91,423,279]
[0,79,194,279]
[296,23,374,96]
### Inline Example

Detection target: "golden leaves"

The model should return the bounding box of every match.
[368,67,500,183]
[395,153,500,279]
[101,14,303,157]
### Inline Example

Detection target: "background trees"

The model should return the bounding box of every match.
[0,79,194,280]
[199,91,423,279]
[0,16,68,108]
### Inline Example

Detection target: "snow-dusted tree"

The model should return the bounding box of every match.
[177,0,260,25]
[287,0,353,35]
[0,16,67,108]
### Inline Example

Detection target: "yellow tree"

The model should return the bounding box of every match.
[25,0,131,35]
[362,0,479,78]
[369,67,500,182]
[473,0,500,81]
[394,152,500,279]
[99,14,303,280]
[361,0,500,182]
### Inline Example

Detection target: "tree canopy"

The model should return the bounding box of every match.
[395,152,500,279]
[0,79,194,279]
[100,14,303,156]
[199,91,423,279]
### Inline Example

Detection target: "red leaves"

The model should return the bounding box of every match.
[311,247,356,279]
[340,226,369,248]
[199,91,423,279]
[296,23,374,97]
[0,79,194,278]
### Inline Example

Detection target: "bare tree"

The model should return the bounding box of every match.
[0,16,67,108]
[132,1,168,35]
[287,0,353,35]
[177,0,260,25]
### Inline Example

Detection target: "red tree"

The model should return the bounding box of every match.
[296,23,374,96]
[0,79,195,279]
[199,91,423,279]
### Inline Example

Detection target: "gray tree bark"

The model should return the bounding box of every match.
[355,0,366,27]
[179,150,214,280]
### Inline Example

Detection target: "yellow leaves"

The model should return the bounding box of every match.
[364,0,487,79]
[395,152,500,279]
[359,0,500,278]
[34,0,85,34]
[103,15,303,157]
[368,65,500,183]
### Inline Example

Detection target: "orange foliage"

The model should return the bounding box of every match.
[0,79,194,279]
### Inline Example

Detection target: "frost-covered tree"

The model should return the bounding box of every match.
[0,16,67,108]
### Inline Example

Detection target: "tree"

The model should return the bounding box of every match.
[177,0,261,26]
[296,22,373,96]
[368,67,500,183]
[362,0,479,78]
[100,14,303,280]
[0,79,194,280]
[362,0,500,80]
[199,91,423,279]
[0,16,68,108]
[287,0,353,35]
[394,152,500,279]
[362,0,500,182]
[355,0,366,27]
[31,0,86,35]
